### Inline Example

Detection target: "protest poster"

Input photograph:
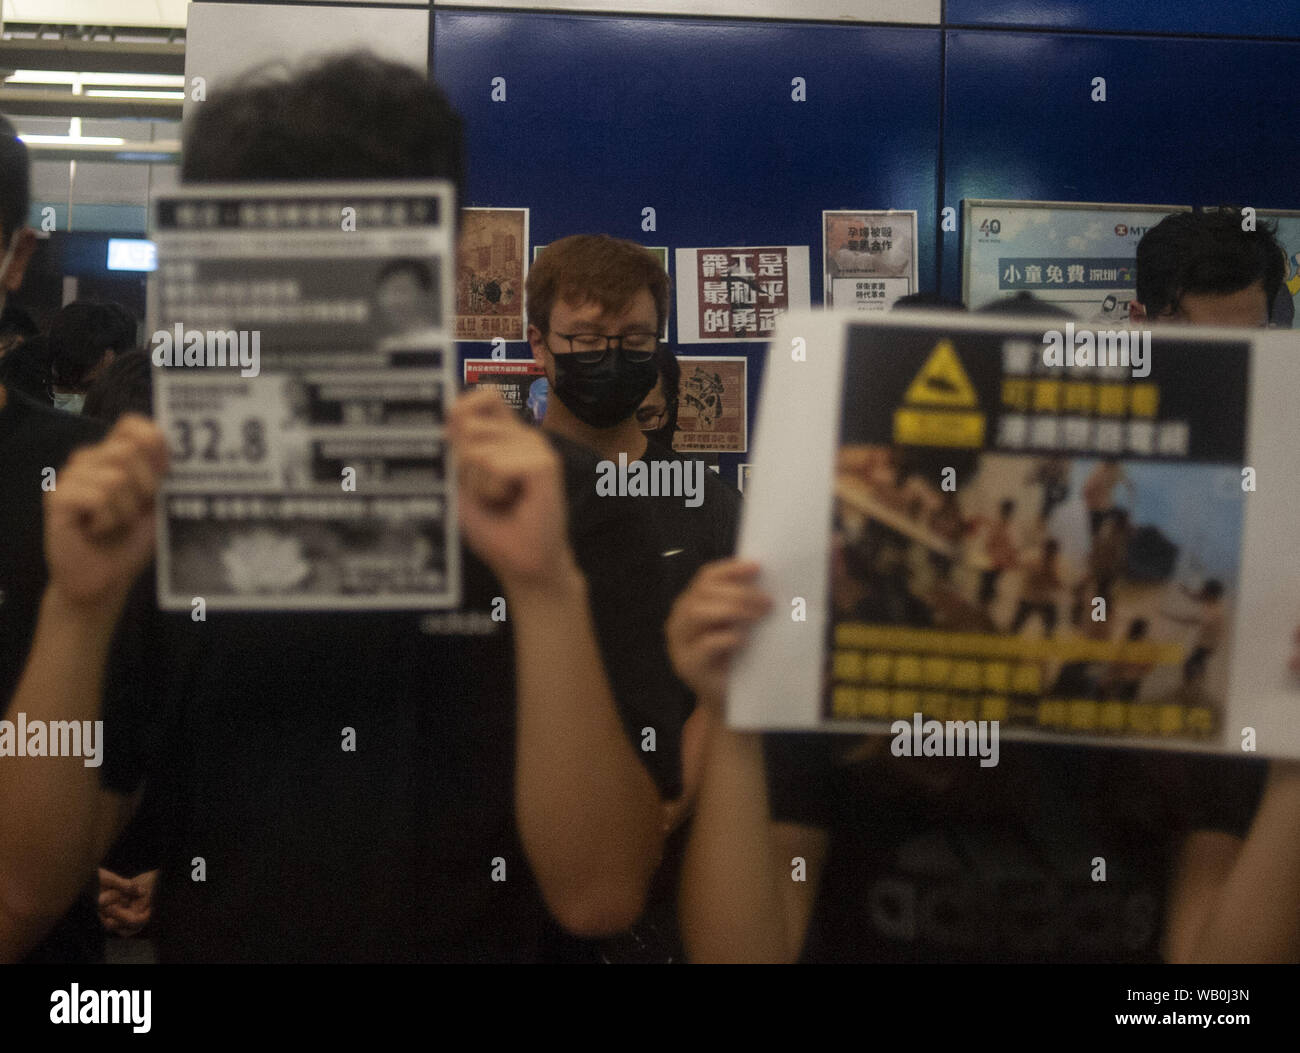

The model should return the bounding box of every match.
[675,246,810,342]
[672,355,747,454]
[731,311,1300,757]
[149,181,458,610]
[463,358,548,424]
[823,209,918,310]
[963,200,1190,319]
[456,207,528,342]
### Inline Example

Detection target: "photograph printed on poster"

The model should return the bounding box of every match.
[463,358,548,424]
[457,208,528,341]
[823,210,917,311]
[672,355,747,454]
[822,321,1247,747]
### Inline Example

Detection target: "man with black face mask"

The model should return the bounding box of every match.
[527,233,741,962]
[528,234,740,586]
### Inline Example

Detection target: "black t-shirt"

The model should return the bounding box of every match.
[545,438,743,962]
[0,387,107,964]
[98,433,686,962]
[638,438,742,600]
[765,734,1267,963]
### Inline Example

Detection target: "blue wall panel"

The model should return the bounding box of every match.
[941,30,1300,299]
[946,0,1300,39]
[435,12,943,479]
[429,10,1300,462]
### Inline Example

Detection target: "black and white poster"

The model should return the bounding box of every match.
[148,181,459,610]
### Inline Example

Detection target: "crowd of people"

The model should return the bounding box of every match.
[0,50,1296,965]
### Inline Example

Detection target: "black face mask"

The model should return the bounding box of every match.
[549,348,659,429]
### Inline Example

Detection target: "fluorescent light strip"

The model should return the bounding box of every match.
[18,134,127,145]
[5,70,185,87]
[84,89,185,99]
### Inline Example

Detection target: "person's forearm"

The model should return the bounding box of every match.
[0,586,124,960]
[681,719,791,963]
[508,560,663,938]
[1182,763,1300,963]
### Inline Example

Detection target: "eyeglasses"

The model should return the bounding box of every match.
[636,404,668,430]
[550,330,659,364]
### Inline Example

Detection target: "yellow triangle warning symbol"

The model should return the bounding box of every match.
[902,339,978,408]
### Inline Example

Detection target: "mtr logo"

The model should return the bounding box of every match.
[1115,224,1151,237]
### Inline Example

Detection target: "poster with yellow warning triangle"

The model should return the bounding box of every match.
[893,338,986,447]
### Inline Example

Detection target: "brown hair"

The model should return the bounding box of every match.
[526,234,670,336]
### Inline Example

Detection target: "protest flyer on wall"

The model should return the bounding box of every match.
[822,210,917,311]
[534,243,670,338]
[671,355,748,454]
[463,358,548,424]
[148,181,459,611]
[674,245,810,343]
[730,310,1300,757]
[456,207,528,342]
[963,200,1190,320]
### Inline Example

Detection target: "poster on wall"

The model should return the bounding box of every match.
[533,243,670,338]
[963,200,1190,321]
[457,207,528,342]
[730,310,1300,758]
[674,245,810,343]
[463,358,548,424]
[149,180,458,611]
[822,210,918,311]
[671,355,748,454]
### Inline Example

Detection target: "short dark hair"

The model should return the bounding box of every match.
[83,348,153,423]
[527,235,671,337]
[47,301,137,388]
[975,291,1076,319]
[181,51,466,209]
[0,113,30,245]
[1135,210,1285,319]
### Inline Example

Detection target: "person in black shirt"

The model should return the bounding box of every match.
[0,114,114,964]
[0,54,681,963]
[670,560,1299,963]
[526,235,742,960]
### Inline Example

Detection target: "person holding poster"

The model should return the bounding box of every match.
[0,55,682,964]
[672,224,1300,964]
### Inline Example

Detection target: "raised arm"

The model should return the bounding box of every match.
[448,390,664,937]
[1164,760,1300,963]
[668,558,824,963]
[0,416,166,960]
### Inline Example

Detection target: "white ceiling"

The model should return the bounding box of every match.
[3,1,191,27]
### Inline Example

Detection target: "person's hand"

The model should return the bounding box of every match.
[448,389,575,592]
[97,868,157,937]
[666,559,772,710]
[44,415,168,611]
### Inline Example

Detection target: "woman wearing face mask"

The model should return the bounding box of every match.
[46,300,137,414]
